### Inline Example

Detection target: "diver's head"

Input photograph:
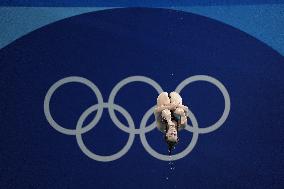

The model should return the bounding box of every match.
[165,124,178,152]
[166,127,178,142]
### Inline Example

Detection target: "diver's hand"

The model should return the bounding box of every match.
[169,101,179,110]
[176,104,188,113]
[155,104,172,113]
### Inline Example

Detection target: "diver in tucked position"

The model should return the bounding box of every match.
[154,92,189,154]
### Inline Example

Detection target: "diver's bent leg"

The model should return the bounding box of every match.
[174,107,187,127]
[161,109,173,126]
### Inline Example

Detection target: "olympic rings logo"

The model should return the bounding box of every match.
[44,75,231,162]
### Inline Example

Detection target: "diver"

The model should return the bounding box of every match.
[154,92,189,154]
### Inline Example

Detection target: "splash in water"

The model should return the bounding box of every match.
[167,149,175,173]
[165,154,176,186]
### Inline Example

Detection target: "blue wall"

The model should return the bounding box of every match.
[1,4,284,189]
